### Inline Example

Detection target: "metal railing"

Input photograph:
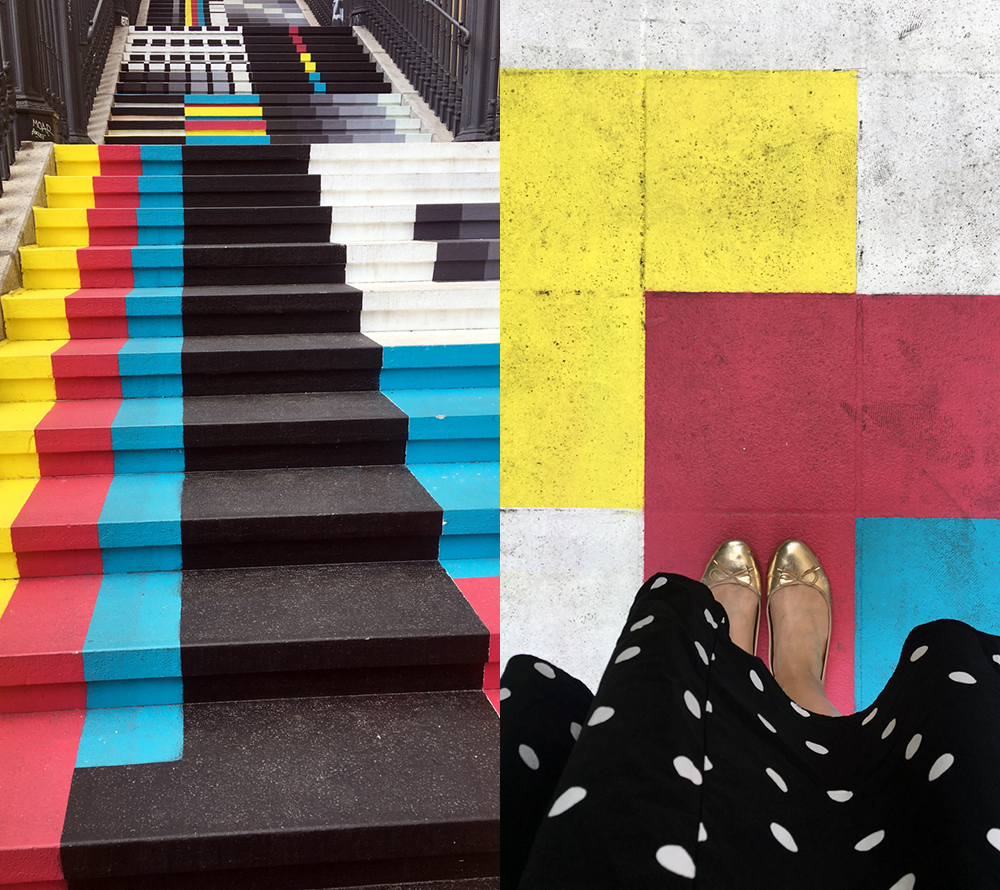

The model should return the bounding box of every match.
[306,0,497,140]
[0,0,141,187]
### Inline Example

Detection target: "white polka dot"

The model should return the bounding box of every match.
[758,713,777,733]
[615,646,641,663]
[929,752,954,781]
[910,645,928,662]
[698,822,708,842]
[750,669,764,692]
[704,608,718,629]
[519,744,539,770]
[988,827,1000,851]
[766,767,788,792]
[855,829,885,851]
[705,699,714,713]
[703,755,713,771]
[570,722,582,740]
[949,671,976,685]
[499,687,511,701]
[651,576,668,588]
[588,706,615,726]
[694,640,709,665]
[827,789,853,802]
[673,755,703,786]
[631,615,654,631]
[548,786,587,817]
[862,707,878,725]
[770,822,798,852]
[790,702,811,717]
[534,662,556,679]
[655,844,696,878]
[806,741,829,755]
[711,652,716,661]
[905,733,922,760]
[684,690,702,719]
[889,875,916,890]
[882,718,897,740]
[993,654,1000,667]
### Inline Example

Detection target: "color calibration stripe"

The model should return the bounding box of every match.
[289,28,326,92]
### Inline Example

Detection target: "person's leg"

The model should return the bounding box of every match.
[709,583,758,655]
[767,541,839,717]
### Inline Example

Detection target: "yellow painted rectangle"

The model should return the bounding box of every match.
[0,578,17,620]
[644,70,857,293]
[1,454,42,479]
[19,246,81,291]
[185,107,264,117]
[0,554,18,581]
[0,477,38,554]
[299,52,312,63]
[0,379,59,402]
[43,176,96,209]
[1,289,72,341]
[0,339,64,379]
[304,62,316,73]
[501,69,646,509]
[54,144,101,177]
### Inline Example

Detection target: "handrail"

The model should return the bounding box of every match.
[424,0,469,41]
[86,0,106,42]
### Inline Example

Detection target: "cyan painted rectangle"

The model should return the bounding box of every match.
[114,448,184,474]
[121,374,183,398]
[125,288,183,315]
[384,388,499,440]
[102,545,182,574]
[407,462,499,513]
[185,94,261,103]
[185,135,270,145]
[137,176,184,208]
[380,343,500,369]
[439,534,500,559]
[128,316,183,338]
[440,556,499,579]
[84,571,181,681]
[380,367,499,390]
[131,246,184,287]
[112,397,184,450]
[86,677,183,709]
[118,337,183,379]
[140,145,183,177]
[406,439,500,463]
[98,473,182,549]
[856,517,1000,709]
[76,704,183,767]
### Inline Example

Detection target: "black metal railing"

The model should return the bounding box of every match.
[0,0,141,186]
[331,0,497,141]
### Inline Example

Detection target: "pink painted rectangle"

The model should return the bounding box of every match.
[454,576,499,660]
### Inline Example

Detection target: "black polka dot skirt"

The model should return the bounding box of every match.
[501,573,1000,890]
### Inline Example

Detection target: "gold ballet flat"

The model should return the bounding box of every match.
[766,540,833,680]
[701,540,762,654]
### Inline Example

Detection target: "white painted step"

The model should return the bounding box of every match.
[359,281,499,333]
[346,241,437,283]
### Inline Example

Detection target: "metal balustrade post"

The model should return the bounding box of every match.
[4,0,59,143]
[455,0,497,140]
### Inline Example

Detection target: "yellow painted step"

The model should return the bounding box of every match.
[19,246,81,290]
[0,339,64,402]
[53,144,101,177]
[43,175,96,209]
[1,289,72,341]
[34,207,91,247]
[0,401,52,479]
[186,106,263,118]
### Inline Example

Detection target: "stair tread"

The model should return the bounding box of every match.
[7,691,497,880]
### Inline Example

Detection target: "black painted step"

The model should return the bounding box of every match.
[415,204,501,241]
[180,206,332,244]
[182,390,406,470]
[179,282,361,335]
[61,692,498,887]
[180,331,380,395]
[182,243,344,286]
[180,560,488,699]
[179,464,441,568]
[180,173,322,205]
[433,240,500,282]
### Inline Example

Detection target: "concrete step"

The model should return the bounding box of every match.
[0,464,443,579]
[0,386,497,478]
[0,691,497,886]
[0,561,489,711]
[1,282,363,339]
[359,281,500,333]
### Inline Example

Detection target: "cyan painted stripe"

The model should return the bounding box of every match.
[136,208,184,245]
[121,374,183,398]
[115,449,184,474]
[86,677,183,709]
[138,176,184,208]
[83,571,182,682]
[103,545,182,574]
[98,472,183,549]
[314,83,327,93]
[128,316,183,338]
[380,366,499,389]
[855,517,1000,709]
[125,287,184,338]
[132,246,184,287]
[112,397,184,450]
[439,534,500,559]
[384,388,499,439]
[309,72,321,82]
[185,93,262,103]
[440,556,499,579]
[380,343,500,369]
[406,439,500,463]
[407,462,499,535]
[185,135,270,145]
[140,144,183,177]
[76,704,183,767]
[118,337,183,379]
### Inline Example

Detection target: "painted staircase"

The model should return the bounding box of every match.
[0,13,498,889]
